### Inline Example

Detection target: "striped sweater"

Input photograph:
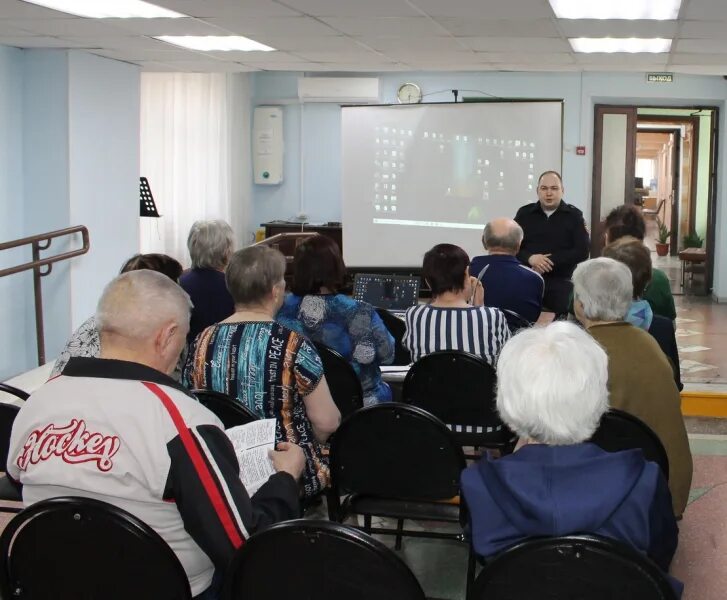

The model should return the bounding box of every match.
[403,304,510,365]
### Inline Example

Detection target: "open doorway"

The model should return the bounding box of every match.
[591,105,717,296]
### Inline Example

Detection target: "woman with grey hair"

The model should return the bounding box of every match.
[573,257,692,517]
[184,246,341,499]
[179,220,236,343]
[461,321,680,594]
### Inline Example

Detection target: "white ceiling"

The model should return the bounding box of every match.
[1,0,727,74]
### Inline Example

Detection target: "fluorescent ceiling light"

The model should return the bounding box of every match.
[550,0,681,20]
[570,38,672,53]
[156,36,276,52]
[20,0,186,18]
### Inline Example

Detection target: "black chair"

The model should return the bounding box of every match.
[376,308,412,366]
[501,309,532,334]
[224,519,425,600]
[191,390,259,428]
[402,351,515,451]
[589,409,670,481]
[469,534,677,600]
[0,403,22,508]
[0,384,29,401]
[313,343,364,418]
[0,496,192,599]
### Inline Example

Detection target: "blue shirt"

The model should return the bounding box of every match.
[469,254,544,326]
[277,294,395,405]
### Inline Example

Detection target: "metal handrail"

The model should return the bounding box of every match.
[0,225,90,365]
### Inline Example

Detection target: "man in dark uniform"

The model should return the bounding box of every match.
[514,171,589,316]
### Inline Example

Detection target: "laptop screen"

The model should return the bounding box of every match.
[352,273,420,311]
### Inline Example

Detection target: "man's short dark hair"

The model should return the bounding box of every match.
[291,235,346,296]
[602,237,653,298]
[604,205,646,242]
[537,170,563,186]
[422,244,469,297]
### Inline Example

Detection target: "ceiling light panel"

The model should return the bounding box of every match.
[156,36,276,52]
[19,0,186,18]
[550,0,681,20]
[569,37,672,53]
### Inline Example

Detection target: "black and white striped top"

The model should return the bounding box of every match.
[403,304,511,365]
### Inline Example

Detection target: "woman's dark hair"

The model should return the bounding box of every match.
[602,237,653,298]
[291,235,346,296]
[119,253,183,282]
[604,205,646,242]
[422,243,469,297]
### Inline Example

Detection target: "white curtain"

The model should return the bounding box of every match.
[140,72,249,266]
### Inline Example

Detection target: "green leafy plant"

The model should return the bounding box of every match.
[656,218,671,244]
[682,231,704,248]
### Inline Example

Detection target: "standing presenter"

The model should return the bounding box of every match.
[514,171,589,316]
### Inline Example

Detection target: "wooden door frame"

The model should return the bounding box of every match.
[591,105,637,257]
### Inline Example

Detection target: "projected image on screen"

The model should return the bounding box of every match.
[342,102,563,267]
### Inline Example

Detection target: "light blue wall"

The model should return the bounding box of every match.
[250,70,727,299]
[0,46,34,379]
[0,47,141,379]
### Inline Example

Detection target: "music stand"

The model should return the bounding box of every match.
[140,177,161,217]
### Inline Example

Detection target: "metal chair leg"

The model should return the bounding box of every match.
[395,518,404,550]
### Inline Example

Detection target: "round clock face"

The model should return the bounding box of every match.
[397,83,422,104]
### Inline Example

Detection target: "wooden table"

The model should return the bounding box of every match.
[679,247,706,289]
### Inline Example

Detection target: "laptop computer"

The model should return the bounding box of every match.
[352,273,420,318]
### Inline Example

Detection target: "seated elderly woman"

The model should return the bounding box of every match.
[403,243,510,365]
[184,246,341,498]
[276,235,395,405]
[572,257,692,517]
[461,321,681,596]
[603,237,682,390]
[179,220,236,343]
[604,204,676,320]
[52,253,183,377]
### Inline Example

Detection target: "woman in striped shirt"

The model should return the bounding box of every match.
[404,244,510,365]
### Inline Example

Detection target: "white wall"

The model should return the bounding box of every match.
[0,45,34,379]
[0,47,141,379]
[251,70,727,299]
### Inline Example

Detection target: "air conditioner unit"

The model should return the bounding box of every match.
[297,77,380,104]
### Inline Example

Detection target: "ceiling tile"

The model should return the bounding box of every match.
[296,62,407,71]
[251,35,372,52]
[7,18,129,36]
[103,17,226,36]
[0,0,73,19]
[681,0,727,20]
[276,0,420,18]
[360,36,467,52]
[675,39,727,53]
[478,52,575,64]
[435,18,559,37]
[574,53,668,66]
[410,0,554,19]
[557,19,678,38]
[670,65,727,75]
[152,0,302,17]
[680,20,727,39]
[156,60,259,72]
[63,35,179,50]
[461,37,570,52]
[376,50,482,64]
[319,16,446,36]
[670,53,727,65]
[244,61,322,70]
[205,49,309,62]
[90,47,198,61]
[0,21,35,35]
[293,49,393,62]
[203,16,338,36]
[0,35,91,48]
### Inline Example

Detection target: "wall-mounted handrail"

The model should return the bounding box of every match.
[0,225,90,366]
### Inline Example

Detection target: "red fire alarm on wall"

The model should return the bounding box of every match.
[576,145,586,156]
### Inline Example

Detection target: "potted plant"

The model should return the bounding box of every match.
[682,231,704,249]
[655,218,670,256]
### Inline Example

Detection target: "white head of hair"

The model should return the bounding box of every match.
[572,257,633,322]
[187,220,235,270]
[496,321,609,445]
[96,269,192,342]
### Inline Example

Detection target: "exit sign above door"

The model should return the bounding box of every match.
[646,73,674,83]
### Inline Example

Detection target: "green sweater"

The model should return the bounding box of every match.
[643,268,676,320]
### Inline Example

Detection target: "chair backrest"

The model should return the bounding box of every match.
[225,519,426,600]
[0,403,20,469]
[0,496,192,600]
[589,408,670,481]
[402,351,503,441]
[330,403,465,501]
[191,389,259,428]
[0,384,29,401]
[501,309,532,334]
[469,534,677,600]
[313,343,364,418]
[375,308,412,366]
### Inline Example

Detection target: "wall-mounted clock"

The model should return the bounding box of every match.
[397,82,422,104]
